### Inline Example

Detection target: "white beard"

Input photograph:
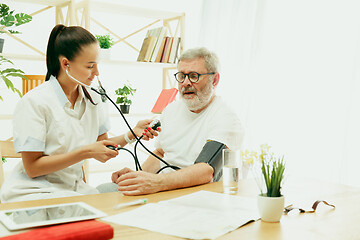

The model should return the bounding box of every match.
[180,80,214,112]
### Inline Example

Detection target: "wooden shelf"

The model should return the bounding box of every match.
[0,53,45,61]
[0,115,12,120]
[0,53,176,68]
[109,113,159,118]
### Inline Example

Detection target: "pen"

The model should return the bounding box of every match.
[114,198,148,209]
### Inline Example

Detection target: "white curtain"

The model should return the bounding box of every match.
[198,0,360,186]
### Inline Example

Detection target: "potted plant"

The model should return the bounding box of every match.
[95,34,114,60]
[0,56,28,101]
[250,144,286,222]
[115,81,136,114]
[0,3,32,53]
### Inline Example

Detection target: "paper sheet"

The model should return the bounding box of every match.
[102,190,259,239]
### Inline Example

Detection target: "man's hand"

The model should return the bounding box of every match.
[112,168,165,196]
[111,167,134,183]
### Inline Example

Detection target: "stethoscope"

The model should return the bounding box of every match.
[65,67,180,173]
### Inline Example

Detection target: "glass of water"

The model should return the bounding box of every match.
[222,149,242,194]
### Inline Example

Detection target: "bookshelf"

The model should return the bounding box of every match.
[1,0,185,89]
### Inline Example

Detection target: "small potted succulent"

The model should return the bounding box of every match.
[95,34,114,60]
[115,81,136,114]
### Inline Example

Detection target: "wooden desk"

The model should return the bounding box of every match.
[1,177,359,239]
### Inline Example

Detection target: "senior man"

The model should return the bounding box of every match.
[107,47,244,195]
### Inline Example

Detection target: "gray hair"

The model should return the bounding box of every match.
[178,47,219,73]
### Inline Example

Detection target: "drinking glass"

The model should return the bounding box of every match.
[222,149,242,194]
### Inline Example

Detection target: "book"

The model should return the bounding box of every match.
[159,37,169,63]
[151,88,178,113]
[159,37,170,63]
[161,37,173,63]
[154,37,167,62]
[150,27,167,62]
[137,37,152,62]
[168,37,180,63]
[137,27,167,62]
[143,36,157,62]
[1,220,114,240]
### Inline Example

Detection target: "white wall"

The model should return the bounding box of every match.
[197,0,360,187]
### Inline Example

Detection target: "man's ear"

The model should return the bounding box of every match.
[212,72,220,87]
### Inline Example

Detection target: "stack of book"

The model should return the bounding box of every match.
[137,26,181,64]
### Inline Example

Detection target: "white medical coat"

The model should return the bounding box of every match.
[0,76,110,202]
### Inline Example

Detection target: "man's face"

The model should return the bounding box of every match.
[177,58,215,113]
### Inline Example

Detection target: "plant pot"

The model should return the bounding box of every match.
[99,48,111,60]
[0,38,4,53]
[257,194,284,222]
[120,105,130,114]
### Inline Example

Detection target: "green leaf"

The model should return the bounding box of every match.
[114,83,136,105]
[0,4,32,35]
[2,68,25,74]
[0,4,10,18]
[8,30,20,34]
[0,56,14,65]
[1,14,15,27]
[14,13,32,26]
[14,88,22,98]
[95,34,114,49]
[5,72,26,79]
[3,76,15,91]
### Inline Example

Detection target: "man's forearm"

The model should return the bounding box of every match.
[160,163,214,191]
[141,148,164,173]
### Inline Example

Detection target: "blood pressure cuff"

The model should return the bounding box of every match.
[194,140,227,182]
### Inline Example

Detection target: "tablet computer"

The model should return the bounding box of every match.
[0,202,107,231]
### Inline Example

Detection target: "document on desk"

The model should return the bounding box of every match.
[102,190,259,239]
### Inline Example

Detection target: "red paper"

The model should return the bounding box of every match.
[0,220,113,240]
[151,88,178,113]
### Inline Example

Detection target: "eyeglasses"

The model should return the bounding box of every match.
[174,72,215,83]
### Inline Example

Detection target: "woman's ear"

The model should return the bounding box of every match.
[60,57,70,70]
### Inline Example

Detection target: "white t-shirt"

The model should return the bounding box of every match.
[0,76,110,202]
[155,96,244,173]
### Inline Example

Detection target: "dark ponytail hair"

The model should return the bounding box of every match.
[45,24,98,104]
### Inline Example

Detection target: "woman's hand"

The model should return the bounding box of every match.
[132,119,161,141]
[85,140,118,163]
